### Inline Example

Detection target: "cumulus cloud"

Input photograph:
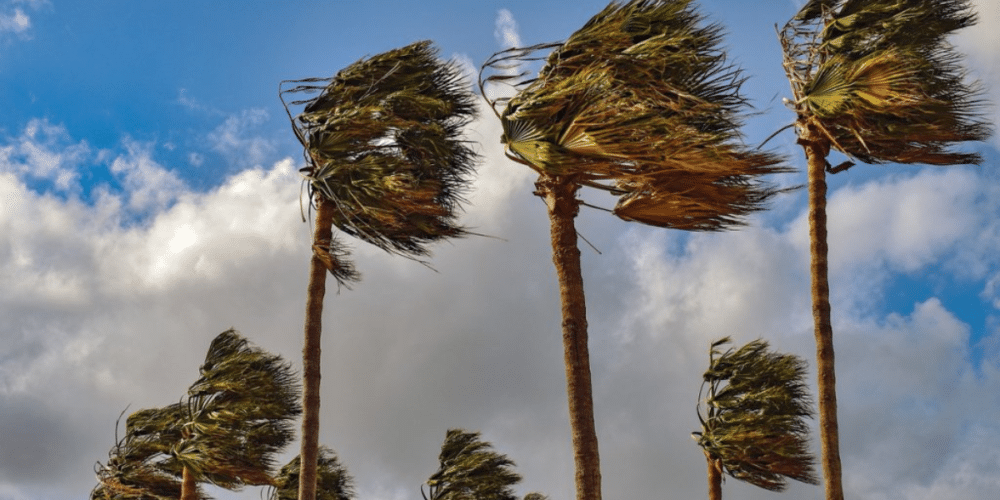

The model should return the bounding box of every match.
[0,119,89,192]
[207,108,275,169]
[3,113,1000,500]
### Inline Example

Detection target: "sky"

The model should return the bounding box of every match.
[1,1,999,499]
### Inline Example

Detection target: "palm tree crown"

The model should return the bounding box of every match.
[780,0,991,166]
[281,40,479,273]
[423,429,523,500]
[269,447,355,500]
[694,337,818,492]
[481,0,791,231]
[91,329,301,500]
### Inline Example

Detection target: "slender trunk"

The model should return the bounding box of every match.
[299,198,335,500]
[706,455,722,500]
[180,465,197,500]
[536,175,601,500]
[801,125,844,500]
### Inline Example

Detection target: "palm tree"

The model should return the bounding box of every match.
[423,429,523,500]
[269,447,355,500]
[92,409,195,500]
[693,337,818,500]
[777,2,991,498]
[279,40,478,500]
[91,329,301,500]
[479,2,790,498]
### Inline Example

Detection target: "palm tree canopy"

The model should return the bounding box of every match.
[93,330,302,498]
[269,447,355,500]
[280,40,479,259]
[780,0,992,165]
[693,337,819,492]
[423,429,522,500]
[480,0,791,231]
[92,410,209,500]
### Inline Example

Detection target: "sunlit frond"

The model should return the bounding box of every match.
[780,0,991,165]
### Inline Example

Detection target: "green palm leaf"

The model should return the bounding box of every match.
[423,429,522,500]
[780,0,991,165]
[694,337,819,492]
[482,0,791,230]
[280,40,479,262]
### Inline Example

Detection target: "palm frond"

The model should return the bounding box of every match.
[269,447,355,500]
[780,0,992,165]
[424,429,522,500]
[280,40,479,260]
[694,338,819,492]
[480,0,792,231]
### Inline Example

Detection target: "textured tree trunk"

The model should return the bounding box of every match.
[536,175,602,500]
[706,455,722,500]
[180,465,197,500]
[801,125,844,500]
[299,198,335,500]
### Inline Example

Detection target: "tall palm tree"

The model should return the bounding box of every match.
[91,329,301,500]
[480,2,790,498]
[422,429,522,500]
[279,40,478,500]
[777,2,991,498]
[693,337,818,500]
[269,447,355,500]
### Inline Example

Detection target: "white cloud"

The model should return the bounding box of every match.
[0,119,89,192]
[208,108,275,169]
[0,7,28,35]
[2,109,1000,500]
[494,9,522,49]
[108,139,187,212]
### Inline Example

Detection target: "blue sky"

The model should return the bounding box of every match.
[2,1,999,499]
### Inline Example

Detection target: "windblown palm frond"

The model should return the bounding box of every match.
[269,447,355,500]
[481,0,791,231]
[91,330,301,499]
[423,429,522,500]
[280,40,479,262]
[693,337,818,492]
[780,0,991,165]
[92,410,207,500]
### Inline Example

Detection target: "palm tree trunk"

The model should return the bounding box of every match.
[299,197,335,500]
[536,175,602,500]
[801,126,844,500]
[706,455,722,500]
[181,465,197,500]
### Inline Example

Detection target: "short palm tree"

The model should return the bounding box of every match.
[91,329,301,500]
[693,337,818,500]
[423,429,523,500]
[279,40,478,500]
[778,2,991,498]
[480,2,790,498]
[269,447,355,500]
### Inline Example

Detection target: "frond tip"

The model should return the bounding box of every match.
[280,40,480,258]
